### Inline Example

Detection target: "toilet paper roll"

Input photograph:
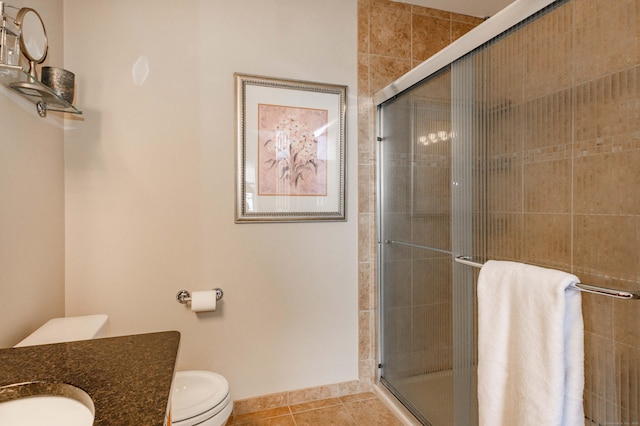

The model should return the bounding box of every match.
[190,290,217,312]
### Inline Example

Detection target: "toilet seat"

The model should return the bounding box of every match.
[172,370,232,425]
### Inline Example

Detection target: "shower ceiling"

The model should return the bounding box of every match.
[392,0,515,18]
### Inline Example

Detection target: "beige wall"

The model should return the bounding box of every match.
[0,0,65,347]
[63,0,358,400]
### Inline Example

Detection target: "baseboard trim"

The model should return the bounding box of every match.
[232,379,365,416]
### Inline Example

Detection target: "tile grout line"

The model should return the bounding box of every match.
[341,399,359,425]
[288,405,298,426]
[231,393,385,424]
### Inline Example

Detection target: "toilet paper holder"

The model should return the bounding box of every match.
[176,288,223,304]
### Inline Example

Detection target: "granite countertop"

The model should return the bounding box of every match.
[0,330,180,425]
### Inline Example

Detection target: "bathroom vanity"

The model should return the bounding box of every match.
[0,330,180,425]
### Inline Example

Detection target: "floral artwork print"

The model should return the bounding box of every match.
[258,104,328,196]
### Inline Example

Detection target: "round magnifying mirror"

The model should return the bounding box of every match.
[15,8,48,78]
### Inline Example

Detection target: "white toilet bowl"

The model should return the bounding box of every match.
[14,314,110,347]
[171,370,233,426]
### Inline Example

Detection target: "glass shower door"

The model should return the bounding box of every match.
[378,65,477,426]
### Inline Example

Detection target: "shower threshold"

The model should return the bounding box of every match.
[379,370,599,426]
[380,369,455,426]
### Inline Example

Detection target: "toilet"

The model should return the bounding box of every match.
[14,314,233,426]
[170,370,233,426]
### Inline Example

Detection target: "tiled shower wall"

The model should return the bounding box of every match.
[362,0,640,424]
[357,0,482,392]
[480,1,640,423]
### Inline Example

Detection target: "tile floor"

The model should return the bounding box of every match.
[228,392,403,425]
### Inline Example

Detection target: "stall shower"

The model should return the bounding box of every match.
[375,0,640,425]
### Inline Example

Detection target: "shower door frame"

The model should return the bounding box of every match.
[372,0,556,107]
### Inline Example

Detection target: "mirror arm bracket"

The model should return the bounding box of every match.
[36,100,46,117]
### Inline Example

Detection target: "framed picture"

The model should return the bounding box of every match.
[235,73,347,223]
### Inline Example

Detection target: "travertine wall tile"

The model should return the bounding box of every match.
[357,54,370,98]
[451,12,485,26]
[369,55,412,94]
[451,21,477,42]
[521,213,571,269]
[358,1,370,54]
[411,5,450,19]
[370,0,410,11]
[615,343,640,423]
[412,14,450,61]
[486,212,524,261]
[581,288,613,337]
[523,159,572,214]
[370,6,411,58]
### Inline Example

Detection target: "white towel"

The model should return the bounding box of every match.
[477,260,584,426]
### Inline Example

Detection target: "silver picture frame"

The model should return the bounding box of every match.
[235,73,347,223]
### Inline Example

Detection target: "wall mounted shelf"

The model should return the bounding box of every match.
[0,64,81,117]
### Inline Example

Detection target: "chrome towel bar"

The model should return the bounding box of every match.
[454,256,640,300]
[382,240,639,300]
[384,240,454,255]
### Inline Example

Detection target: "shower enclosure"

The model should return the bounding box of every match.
[376,0,640,424]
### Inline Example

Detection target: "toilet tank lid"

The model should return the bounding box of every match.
[14,314,110,347]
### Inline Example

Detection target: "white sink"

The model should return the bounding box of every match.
[0,382,94,426]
